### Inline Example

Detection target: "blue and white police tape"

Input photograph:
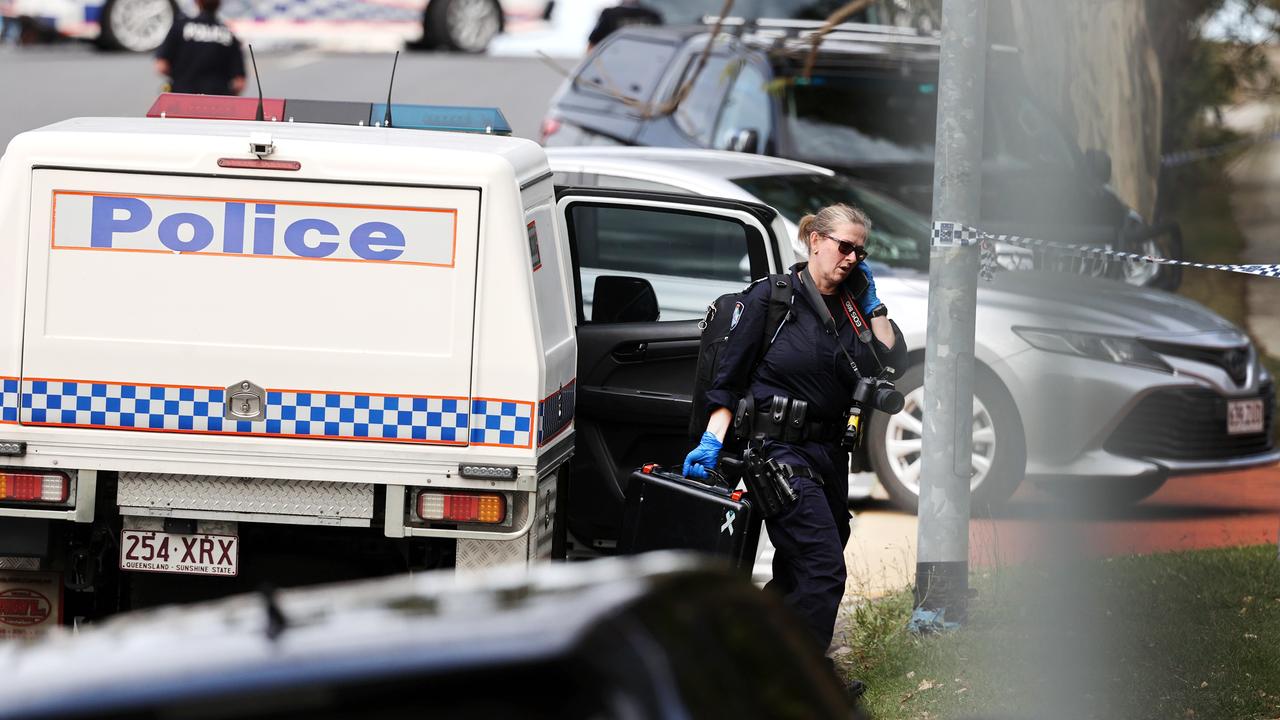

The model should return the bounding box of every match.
[931,221,1280,281]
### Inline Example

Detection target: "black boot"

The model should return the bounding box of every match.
[825,656,868,704]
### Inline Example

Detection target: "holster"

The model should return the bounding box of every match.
[732,395,756,442]
[737,446,799,518]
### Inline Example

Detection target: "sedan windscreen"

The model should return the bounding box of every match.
[785,74,939,165]
[733,173,930,270]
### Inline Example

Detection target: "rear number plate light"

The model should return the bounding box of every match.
[417,491,507,524]
[0,472,69,503]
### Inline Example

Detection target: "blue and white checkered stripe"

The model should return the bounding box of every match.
[12,379,533,448]
[220,0,422,23]
[932,221,1280,281]
[0,378,18,424]
[22,381,228,431]
[269,391,470,442]
[470,400,534,448]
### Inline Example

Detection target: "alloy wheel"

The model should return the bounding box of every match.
[883,385,997,496]
[446,0,500,52]
[108,0,173,52]
[1121,238,1162,287]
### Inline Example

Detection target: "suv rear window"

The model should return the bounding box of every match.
[576,38,680,104]
[784,73,939,165]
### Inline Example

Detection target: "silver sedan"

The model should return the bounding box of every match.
[548,146,1279,512]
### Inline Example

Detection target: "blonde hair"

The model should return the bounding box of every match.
[798,203,872,251]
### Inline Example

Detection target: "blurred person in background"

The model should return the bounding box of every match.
[155,0,245,95]
[587,0,661,50]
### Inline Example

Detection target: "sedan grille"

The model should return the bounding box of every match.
[1142,340,1251,386]
[1105,383,1274,461]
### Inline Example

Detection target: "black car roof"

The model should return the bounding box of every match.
[1,555,833,719]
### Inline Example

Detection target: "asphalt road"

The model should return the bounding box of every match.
[0,45,569,148]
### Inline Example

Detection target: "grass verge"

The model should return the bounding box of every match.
[836,545,1280,720]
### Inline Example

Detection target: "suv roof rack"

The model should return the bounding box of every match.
[701,16,940,45]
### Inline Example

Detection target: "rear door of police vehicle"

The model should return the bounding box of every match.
[22,169,478,447]
[554,188,786,550]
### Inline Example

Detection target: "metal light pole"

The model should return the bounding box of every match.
[912,0,988,629]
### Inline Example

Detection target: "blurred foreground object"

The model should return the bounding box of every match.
[0,553,851,720]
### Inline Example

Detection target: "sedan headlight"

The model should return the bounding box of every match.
[1013,327,1173,373]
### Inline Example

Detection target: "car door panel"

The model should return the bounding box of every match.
[556,188,781,550]
[577,320,703,404]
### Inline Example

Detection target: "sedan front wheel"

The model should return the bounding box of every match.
[868,363,1026,514]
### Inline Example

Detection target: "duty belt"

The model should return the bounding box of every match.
[734,395,843,444]
[750,412,843,444]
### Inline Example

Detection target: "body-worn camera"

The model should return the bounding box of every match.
[842,372,905,450]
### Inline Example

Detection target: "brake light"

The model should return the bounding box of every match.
[539,115,561,143]
[217,158,302,171]
[147,93,286,121]
[417,491,507,524]
[0,472,69,503]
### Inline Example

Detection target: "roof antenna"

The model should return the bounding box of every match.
[382,51,399,128]
[249,45,265,122]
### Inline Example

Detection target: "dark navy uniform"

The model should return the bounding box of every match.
[706,262,905,650]
[156,11,245,95]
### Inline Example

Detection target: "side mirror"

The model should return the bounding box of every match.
[592,276,660,323]
[1083,148,1112,184]
[728,128,760,154]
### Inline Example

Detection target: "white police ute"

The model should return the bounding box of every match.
[0,94,794,628]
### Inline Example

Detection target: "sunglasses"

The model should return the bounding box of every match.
[822,233,869,262]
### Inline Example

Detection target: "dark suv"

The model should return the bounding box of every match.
[542,21,1181,289]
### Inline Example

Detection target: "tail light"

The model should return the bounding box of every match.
[539,115,561,144]
[0,471,70,504]
[147,93,286,121]
[416,491,507,524]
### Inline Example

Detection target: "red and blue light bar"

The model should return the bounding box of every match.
[146,94,512,136]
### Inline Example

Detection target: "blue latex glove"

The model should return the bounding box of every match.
[682,431,723,479]
[857,262,883,316]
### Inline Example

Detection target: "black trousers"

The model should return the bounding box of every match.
[761,440,851,651]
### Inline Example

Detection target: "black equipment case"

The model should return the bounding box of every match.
[620,466,761,572]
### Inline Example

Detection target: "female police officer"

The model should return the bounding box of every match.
[683,203,906,662]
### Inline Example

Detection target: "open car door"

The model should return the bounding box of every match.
[554,188,786,551]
